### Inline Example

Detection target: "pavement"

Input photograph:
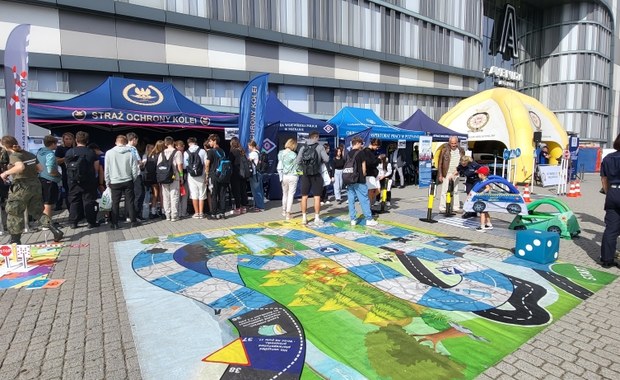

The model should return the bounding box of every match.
[0,173,618,380]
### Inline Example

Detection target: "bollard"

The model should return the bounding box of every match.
[420,180,438,223]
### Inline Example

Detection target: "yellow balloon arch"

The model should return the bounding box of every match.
[438,88,568,183]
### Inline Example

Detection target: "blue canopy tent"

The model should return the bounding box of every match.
[329,106,423,141]
[29,77,238,129]
[264,92,335,136]
[397,109,467,141]
[262,92,336,199]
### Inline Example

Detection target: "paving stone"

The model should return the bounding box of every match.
[0,175,618,379]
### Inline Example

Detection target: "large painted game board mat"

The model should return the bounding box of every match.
[0,244,64,289]
[114,216,616,380]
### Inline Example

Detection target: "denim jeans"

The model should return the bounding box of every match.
[347,182,372,221]
[249,172,265,209]
[333,169,343,201]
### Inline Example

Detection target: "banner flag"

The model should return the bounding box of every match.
[344,127,372,152]
[238,73,269,151]
[418,135,433,188]
[3,24,31,148]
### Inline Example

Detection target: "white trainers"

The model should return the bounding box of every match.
[325,200,332,205]
[484,224,494,230]
[350,220,357,226]
[366,219,378,226]
[313,218,324,227]
[301,215,308,225]
[320,201,326,206]
[281,210,287,217]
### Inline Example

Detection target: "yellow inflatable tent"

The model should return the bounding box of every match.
[438,88,568,184]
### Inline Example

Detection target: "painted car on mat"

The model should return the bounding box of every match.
[463,175,528,216]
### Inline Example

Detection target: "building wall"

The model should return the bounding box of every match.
[0,0,483,126]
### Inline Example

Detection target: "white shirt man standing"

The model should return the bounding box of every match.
[437,136,465,213]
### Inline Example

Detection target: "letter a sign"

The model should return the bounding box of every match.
[495,4,519,60]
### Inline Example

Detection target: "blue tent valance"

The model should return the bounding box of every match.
[328,106,423,141]
[29,77,238,129]
[265,93,335,135]
[397,109,467,141]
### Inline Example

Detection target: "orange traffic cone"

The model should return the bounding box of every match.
[567,181,576,197]
[523,185,532,203]
[574,181,582,197]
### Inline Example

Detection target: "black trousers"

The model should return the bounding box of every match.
[68,183,98,225]
[601,188,620,263]
[230,174,248,209]
[212,181,227,215]
[110,180,136,225]
[133,175,145,217]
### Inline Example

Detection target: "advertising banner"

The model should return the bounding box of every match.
[238,73,269,151]
[3,24,31,147]
[418,136,433,188]
[569,135,579,181]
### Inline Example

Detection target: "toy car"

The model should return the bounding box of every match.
[463,175,528,216]
[508,198,580,239]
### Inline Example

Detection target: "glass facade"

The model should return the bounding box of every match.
[515,1,612,142]
[123,0,484,71]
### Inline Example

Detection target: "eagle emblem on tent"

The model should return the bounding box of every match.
[122,84,164,106]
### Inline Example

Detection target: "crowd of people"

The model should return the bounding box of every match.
[0,130,500,243]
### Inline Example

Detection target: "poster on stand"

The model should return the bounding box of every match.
[569,135,579,181]
[418,136,433,188]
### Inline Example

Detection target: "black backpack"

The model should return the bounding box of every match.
[342,150,362,185]
[187,149,204,177]
[66,153,91,185]
[144,154,157,183]
[156,151,176,184]
[300,144,321,176]
[214,150,232,184]
[256,152,270,173]
[238,152,252,179]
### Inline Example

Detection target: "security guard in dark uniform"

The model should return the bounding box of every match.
[600,133,620,268]
[0,135,64,244]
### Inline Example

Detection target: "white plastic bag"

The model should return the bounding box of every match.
[321,164,331,186]
[100,187,112,211]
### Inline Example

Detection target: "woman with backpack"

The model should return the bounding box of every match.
[229,137,249,215]
[277,138,299,221]
[144,140,164,219]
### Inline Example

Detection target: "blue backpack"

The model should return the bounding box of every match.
[214,150,232,184]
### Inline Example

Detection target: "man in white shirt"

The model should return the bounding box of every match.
[184,137,208,218]
[158,136,184,221]
[437,136,465,213]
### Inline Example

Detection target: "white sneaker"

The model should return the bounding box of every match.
[281,210,287,217]
[386,201,391,206]
[484,224,494,230]
[192,214,201,219]
[366,219,378,226]
[325,200,332,205]
[313,218,324,227]
[350,220,357,226]
[301,216,307,225]
[171,218,178,222]
[320,201,326,206]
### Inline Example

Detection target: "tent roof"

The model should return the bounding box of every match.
[265,92,335,135]
[29,77,238,129]
[328,106,423,141]
[397,109,467,141]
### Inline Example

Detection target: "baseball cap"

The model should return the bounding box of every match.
[475,166,490,175]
